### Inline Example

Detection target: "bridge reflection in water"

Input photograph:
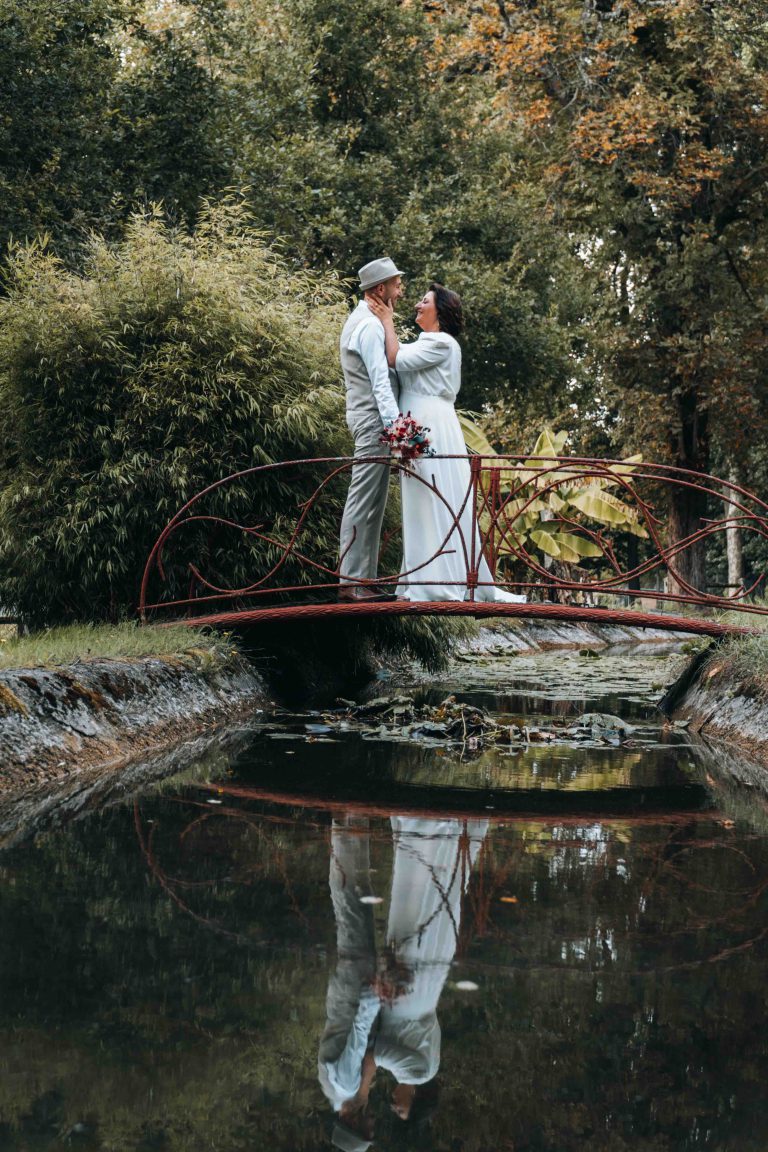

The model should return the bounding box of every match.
[6,633,766,1151]
[126,749,762,1149]
[139,453,768,637]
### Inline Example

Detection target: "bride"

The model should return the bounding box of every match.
[368,284,526,603]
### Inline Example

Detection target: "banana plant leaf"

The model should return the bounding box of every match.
[461,415,649,565]
[568,486,649,536]
[517,528,604,563]
[457,411,524,492]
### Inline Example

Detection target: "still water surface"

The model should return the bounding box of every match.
[3,645,768,1151]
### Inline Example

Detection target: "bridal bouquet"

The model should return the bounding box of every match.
[380,412,436,463]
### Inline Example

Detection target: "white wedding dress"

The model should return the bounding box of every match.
[393,331,526,603]
[374,817,488,1085]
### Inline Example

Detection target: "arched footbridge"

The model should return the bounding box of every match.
[139,454,768,638]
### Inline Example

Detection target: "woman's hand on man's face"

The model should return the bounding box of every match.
[367,296,394,323]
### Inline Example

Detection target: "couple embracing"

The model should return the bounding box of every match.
[338,256,526,605]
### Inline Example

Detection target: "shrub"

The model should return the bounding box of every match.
[0,203,353,625]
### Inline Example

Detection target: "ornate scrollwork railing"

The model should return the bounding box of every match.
[139,454,768,624]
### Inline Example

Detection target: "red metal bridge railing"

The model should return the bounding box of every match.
[138,454,768,633]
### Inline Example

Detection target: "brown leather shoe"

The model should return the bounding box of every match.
[338,585,397,603]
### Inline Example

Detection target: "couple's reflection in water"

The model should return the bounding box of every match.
[318,814,487,1151]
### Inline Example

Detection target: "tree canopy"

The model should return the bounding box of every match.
[442,0,768,584]
[1,0,767,597]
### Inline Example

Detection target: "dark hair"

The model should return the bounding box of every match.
[429,282,463,338]
[393,1078,441,1133]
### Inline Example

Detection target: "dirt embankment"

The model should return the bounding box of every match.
[0,649,270,797]
[663,645,768,765]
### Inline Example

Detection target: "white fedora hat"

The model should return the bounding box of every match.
[357,256,404,291]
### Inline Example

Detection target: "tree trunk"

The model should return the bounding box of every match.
[725,467,744,597]
[666,388,709,595]
[625,533,640,591]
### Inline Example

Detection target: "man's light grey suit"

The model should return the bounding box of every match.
[338,301,400,585]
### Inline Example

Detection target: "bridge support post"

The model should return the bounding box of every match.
[468,455,482,602]
[485,465,500,579]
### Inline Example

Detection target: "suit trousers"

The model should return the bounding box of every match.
[317,817,378,1108]
[339,414,391,583]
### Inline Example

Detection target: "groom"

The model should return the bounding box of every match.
[338,257,404,602]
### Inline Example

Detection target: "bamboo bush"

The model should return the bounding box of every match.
[0,202,353,625]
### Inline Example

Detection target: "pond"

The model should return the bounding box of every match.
[3,642,768,1151]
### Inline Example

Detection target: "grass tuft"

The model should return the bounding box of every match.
[700,596,768,698]
[0,622,238,672]
[715,595,768,633]
[703,630,768,699]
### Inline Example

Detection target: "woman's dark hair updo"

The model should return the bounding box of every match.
[430,282,464,338]
[389,1079,441,1146]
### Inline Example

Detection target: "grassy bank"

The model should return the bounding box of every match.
[0,621,236,671]
[0,615,470,707]
[702,602,768,697]
[704,630,768,698]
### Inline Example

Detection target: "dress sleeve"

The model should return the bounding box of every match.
[372,1016,440,1085]
[350,315,400,425]
[395,334,452,374]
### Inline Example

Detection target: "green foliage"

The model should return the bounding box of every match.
[389,166,591,411]
[460,416,646,570]
[0,621,238,671]
[111,4,238,226]
[0,203,349,624]
[5,0,768,617]
[0,0,243,258]
[0,0,587,417]
[444,0,768,586]
[221,0,587,410]
[0,0,129,257]
[704,614,768,699]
